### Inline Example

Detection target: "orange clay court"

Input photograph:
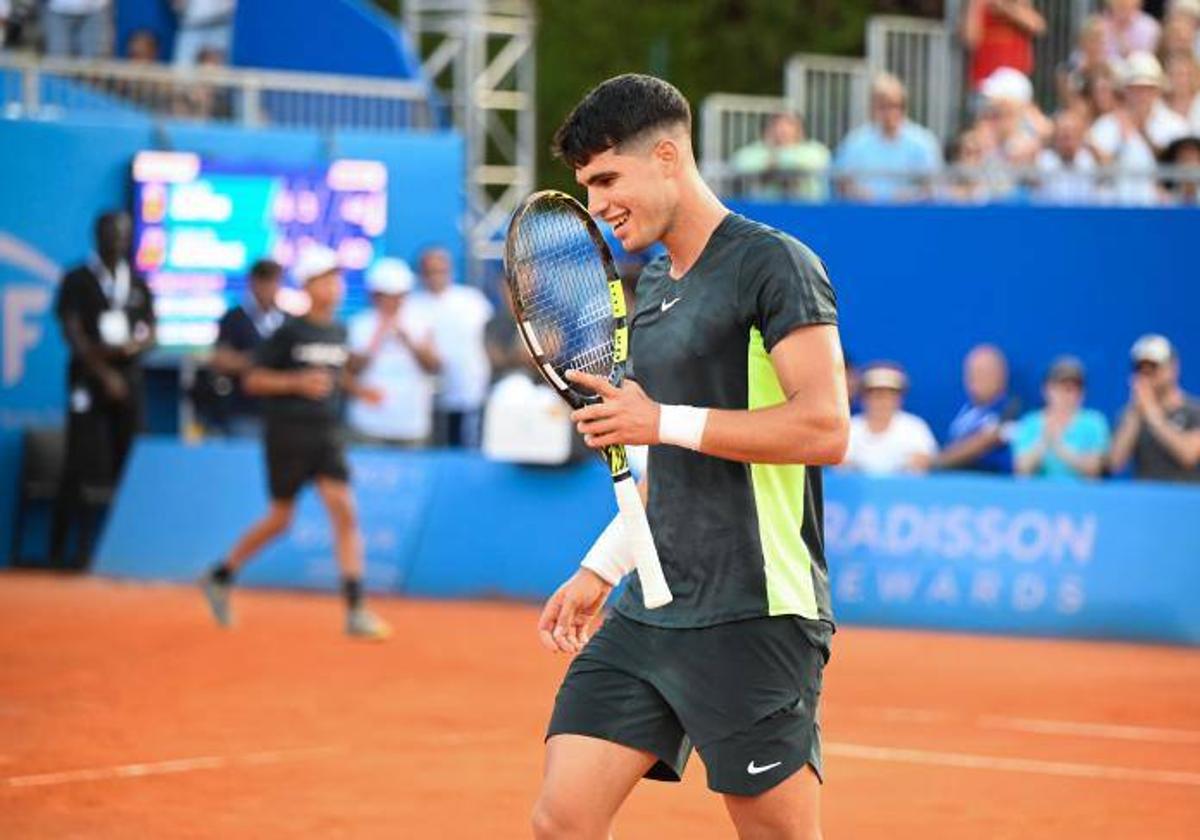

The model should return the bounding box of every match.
[1,573,1198,839]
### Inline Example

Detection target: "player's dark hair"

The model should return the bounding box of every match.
[249,258,283,282]
[552,74,691,169]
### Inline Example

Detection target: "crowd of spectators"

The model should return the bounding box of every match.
[200,245,496,451]
[1,2,234,66]
[732,0,1200,206]
[839,337,1200,484]
[1,1,238,119]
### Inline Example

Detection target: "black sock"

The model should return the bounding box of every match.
[211,562,234,585]
[342,577,363,611]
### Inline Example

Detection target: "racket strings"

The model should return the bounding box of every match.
[510,203,615,381]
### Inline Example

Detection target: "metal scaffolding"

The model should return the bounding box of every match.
[403,0,536,280]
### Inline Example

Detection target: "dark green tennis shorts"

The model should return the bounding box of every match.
[546,610,832,797]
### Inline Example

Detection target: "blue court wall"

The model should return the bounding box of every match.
[727,202,1196,441]
[93,441,1200,645]
[0,117,465,564]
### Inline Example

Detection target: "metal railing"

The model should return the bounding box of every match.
[699,93,792,182]
[0,53,438,132]
[866,15,955,142]
[783,53,869,151]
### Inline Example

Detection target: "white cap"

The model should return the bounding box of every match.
[861,364,909,392]
[292,245,340,285]
[1131,334,1174,365]
[366,257,415,295]
[981,67,1033,104]
[1172,0,1200,19]
[1122,51,1164,88]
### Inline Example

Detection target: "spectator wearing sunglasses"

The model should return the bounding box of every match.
[1109,334,1200,481]
[1013,356,1110,479]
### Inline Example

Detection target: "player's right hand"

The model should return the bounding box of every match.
[537,569,612,655]
[295,369,334,399]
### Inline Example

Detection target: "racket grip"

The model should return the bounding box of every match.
[613,476,673,609]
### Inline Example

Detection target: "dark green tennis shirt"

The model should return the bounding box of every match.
[616,213,839,629]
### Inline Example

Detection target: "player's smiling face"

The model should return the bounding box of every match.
[576,142,676,252]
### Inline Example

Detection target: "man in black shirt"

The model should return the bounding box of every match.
[1109,334,1200,482]
[51,211,156,569]
[201,258,285,436]
[201,246,391,639]
[531,75,849,839]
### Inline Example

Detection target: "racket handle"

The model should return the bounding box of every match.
[613,475,673,609]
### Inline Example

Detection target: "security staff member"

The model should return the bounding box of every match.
[50,211,156,569]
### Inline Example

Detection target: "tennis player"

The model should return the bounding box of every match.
[533,75,849,839]
[202,246,392,640]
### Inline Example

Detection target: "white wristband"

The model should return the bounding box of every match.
[580,514,634,585]
[658,404,709,451]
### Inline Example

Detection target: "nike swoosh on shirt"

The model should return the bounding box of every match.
[661,297,681,312]
[746,760,783,775]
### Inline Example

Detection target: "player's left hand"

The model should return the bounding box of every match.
[360,386,386,406]
[566,370,659,448]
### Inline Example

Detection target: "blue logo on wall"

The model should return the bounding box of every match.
[0,232,63,427]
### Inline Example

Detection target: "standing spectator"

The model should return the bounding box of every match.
[347,258,441,447]
[731,113,831,201]
[1088,51,1189,203]
[1101,0,1162,59]
[201,258,285,436]
[834,73,943,203]
[412,246,493,447]
[172,0,236,68]
[842,363,938,476]
[961,0,1046,92]
[1,1,11,47]
[1036,110,1101,204]
[937,344,1022,473]
[44,0,110,59]
[1109,334,1200,481]
[1013,357,1110,479]
[50,211,156,568]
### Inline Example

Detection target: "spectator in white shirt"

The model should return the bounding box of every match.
[347,258,441,447]
[1101,0,1162,60]
[173,0,236,67]
[44,0,110,59]
[412,246,494,448]
[842,363,938,476]
[1037,110,1101,203]
[1088,51,1190,203]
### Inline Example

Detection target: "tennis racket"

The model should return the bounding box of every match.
[503,190,673,609]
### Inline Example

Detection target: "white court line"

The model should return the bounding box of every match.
[857,706,1200,746]
[5,746,339,790]
[826,742,1200,787]
[976,715,1200,745]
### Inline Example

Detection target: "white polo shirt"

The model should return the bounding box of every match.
[347,307,436,441]
[844,411,938,476]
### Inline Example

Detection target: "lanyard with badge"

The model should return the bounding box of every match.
[97,260,133,347]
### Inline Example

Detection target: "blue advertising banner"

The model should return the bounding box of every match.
[94,439,611,597]
[94,442,1200,645]
[823,472,1200,644]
